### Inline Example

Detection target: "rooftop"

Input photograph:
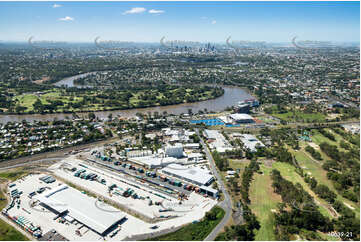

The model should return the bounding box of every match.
[37,184,126,235]
[161,164,213,186]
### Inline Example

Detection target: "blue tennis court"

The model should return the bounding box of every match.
[190,119,225,126]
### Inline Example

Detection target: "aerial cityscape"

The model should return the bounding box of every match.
[0,1,359,241]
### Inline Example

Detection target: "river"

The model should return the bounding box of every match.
[0,75,255,123]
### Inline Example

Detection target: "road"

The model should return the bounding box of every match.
[195,129,233,241]
[0,157,64,171]
[0,137,119,170]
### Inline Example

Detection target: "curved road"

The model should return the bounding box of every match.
[195,129,233,241]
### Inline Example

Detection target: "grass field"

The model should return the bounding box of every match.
[300,136,360,219]
[0,170,28,182]
[0,219,28,241]
[249,164,281,241]
[311,130,345,151]
[271,161,334,219]
[14,94,38,112]
[145,206,225,241]
[248,160,339,241]
[0,189,7,210]
[272,111,326,123]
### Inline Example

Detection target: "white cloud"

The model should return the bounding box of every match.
[52,4,62,8]
[58,16,74,21]
[211,20,217,24]
[149,9,165,14]
[123,7,146,15]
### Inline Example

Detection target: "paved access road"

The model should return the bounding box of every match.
[195,129,234,241]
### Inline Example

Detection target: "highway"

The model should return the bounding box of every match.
[195,129,234,241]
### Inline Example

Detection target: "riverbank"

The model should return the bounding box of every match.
[0,86,254,123]
[5,87,224,115]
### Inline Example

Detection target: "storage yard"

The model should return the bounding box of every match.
[2,155,217,240]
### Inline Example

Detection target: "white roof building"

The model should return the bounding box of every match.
[203,130,233,153]
[161,164,214,186]
[129,156,179,169]
[229,113,254,123]
[37,185,126,236]
[238,134,265,152]
[165,143,184,158]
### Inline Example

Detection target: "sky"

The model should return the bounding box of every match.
[0,1,359,43]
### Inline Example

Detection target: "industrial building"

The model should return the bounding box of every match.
[37,185,127,236]
[228,113,255,124]
[161,164,214,186]
[236,134,265,152]
[203,130,233,153]
[165,143,184,158]
[238,99,259,107]
[128,156,179,169]
[199,185,219,198]
[234,103,251,113]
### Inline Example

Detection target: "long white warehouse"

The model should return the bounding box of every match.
[37,184,127,236]
[161,164,214,186]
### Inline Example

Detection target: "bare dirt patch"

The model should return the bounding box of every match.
[308,142,320,149]
[343,202,355,210]
[263,159,275,168]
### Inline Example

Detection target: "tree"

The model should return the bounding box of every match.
[88,112,96,120]
[188,108,193,116]
[33,98,43,112]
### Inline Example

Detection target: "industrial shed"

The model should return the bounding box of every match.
[161,164,214,186]
[37,185,126,236]
[229,113,255,123]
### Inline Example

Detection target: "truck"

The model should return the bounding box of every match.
[159,175,167,182]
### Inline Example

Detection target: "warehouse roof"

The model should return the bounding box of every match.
[161,164,214,186]
[239,134,265,152]
[38,185,126,235]
[129,156,178,168]
[229,113,254,120]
